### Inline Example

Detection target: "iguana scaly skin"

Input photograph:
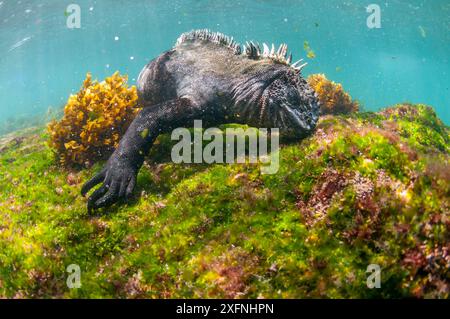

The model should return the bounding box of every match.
[81,30,320,211]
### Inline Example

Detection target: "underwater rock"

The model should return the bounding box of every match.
[0,103,448,298]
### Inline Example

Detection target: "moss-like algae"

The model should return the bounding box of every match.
[0,103,448,298]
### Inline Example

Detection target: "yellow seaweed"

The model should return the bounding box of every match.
[48,71,141,167]
[307,73,359,115]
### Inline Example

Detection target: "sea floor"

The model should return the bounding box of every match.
[0,104,448,298]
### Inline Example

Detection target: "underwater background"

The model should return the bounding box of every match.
[0,0,449,134]
[0,1,449,299]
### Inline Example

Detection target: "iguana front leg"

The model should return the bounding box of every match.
[81,97,201,211]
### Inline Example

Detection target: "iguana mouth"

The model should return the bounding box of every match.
[282,103,311,131]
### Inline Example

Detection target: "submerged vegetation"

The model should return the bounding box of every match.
[0,72,448,298]
[307,73,359,115]
[47,72,139,167]
[0,104,448,298]
[0,108,62,137]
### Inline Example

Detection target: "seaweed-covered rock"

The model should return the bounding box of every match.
[0,103,448,298]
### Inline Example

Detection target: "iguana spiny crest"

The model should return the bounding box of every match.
[175,29,308,72]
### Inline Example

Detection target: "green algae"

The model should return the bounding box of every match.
[0,104,448,298]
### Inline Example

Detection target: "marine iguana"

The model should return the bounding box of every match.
[81,30,320,211]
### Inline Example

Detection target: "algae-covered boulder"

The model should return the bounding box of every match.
[0,103,448,298]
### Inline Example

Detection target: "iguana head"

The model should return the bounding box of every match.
[260,65,319,139]
[233,62,319,139]
[231,40,319,139]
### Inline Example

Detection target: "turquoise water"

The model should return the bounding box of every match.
[0,0,449,132]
